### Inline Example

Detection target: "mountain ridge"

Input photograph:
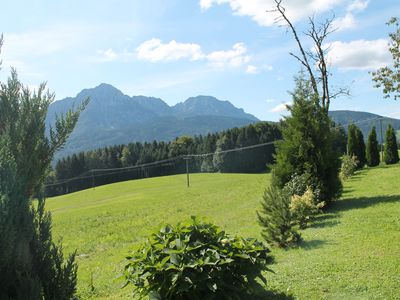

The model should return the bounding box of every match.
[47,83,259,160]
[329,110,400,142]
[47,83,400,160]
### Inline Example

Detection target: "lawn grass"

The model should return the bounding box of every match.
[46,164,400,299]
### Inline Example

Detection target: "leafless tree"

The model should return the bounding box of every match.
[271,0,349,113]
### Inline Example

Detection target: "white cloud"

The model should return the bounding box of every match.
[246,65,259,74]
[246,64,273,74]
[332,13,356,31]
[135,39,251,70]
[271,101,291,113]
[327,39,391,70]
[330,0,368,32]
[265,98,276,103]
[200,0,346,27]
[207,43,250,68]
[347,0,369,12]
[136,38,204,62]
[97,48,118,61]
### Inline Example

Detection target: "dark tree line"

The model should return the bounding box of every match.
[46,122,283,196]
[348,123,399,168]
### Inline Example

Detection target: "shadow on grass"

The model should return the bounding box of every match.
[331,195,399,213]
[242,285,295,300]
[298,239,329,250]
[307,213,340,229]
[254,290,295,300]
[341,188,354,195]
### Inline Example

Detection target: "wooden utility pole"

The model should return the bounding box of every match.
[184,156,190,187]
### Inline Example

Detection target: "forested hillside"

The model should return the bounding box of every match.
[329,110,400,142]
[46,122,282,196]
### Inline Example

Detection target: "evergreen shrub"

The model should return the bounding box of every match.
[366,126,380,167]
[340,155,359,180]
[257,185,301,248]
[384,124,399,164]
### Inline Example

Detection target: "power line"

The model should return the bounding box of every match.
[185,140,277,158]
[45,157,182,187]
[185,116,384,159]
[45,116,385,188]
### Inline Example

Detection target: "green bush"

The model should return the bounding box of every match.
[289,188,324,229]
[124,217,272,300]
[283,173,321,203]
[340,155,359,180]
[257,185,301,248]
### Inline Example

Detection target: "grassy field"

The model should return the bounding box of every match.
[46,164,400,299]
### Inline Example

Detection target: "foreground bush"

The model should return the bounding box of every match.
[257,185,301,248]
[124,217,272,299]
[0,70,84,298]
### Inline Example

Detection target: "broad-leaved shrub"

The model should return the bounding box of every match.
[124,217,272,300]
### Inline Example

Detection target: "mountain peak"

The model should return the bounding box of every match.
[77,83,124,100]
[173,95,258,121]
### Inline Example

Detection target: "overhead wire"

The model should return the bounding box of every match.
[45,116,385,188]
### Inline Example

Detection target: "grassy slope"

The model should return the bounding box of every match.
[46,165,400,299]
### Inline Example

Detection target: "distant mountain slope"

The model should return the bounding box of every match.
[47,84,259,160]
[172,96,258,120]
[329,110,400,142]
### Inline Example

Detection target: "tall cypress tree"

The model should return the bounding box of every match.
[384,124,399,164]
[347,124,366,169]
[366,126,380,167]
[355,128,367,168]
[272,75,342,204]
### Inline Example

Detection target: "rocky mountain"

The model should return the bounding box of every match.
[47,83,259,160]
[47,84,400,161]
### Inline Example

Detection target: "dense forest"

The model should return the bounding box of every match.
[46,122,282,196]
[46,120,347,197]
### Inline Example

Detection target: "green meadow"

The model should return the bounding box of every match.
[46,164,400,299]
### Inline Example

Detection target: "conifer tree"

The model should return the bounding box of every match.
[257,185,300,248]
[347,124,366,169]
[366,126,380,167]
[384,124,399,164]
[272,75,342,204]
[0,69,86,299]
[347,124,357,157]
[356,128,367,168]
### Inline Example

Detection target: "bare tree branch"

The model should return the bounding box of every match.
[273,0,319,99]
[272,0,342,113]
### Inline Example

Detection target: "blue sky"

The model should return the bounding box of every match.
[0,0,399,121]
